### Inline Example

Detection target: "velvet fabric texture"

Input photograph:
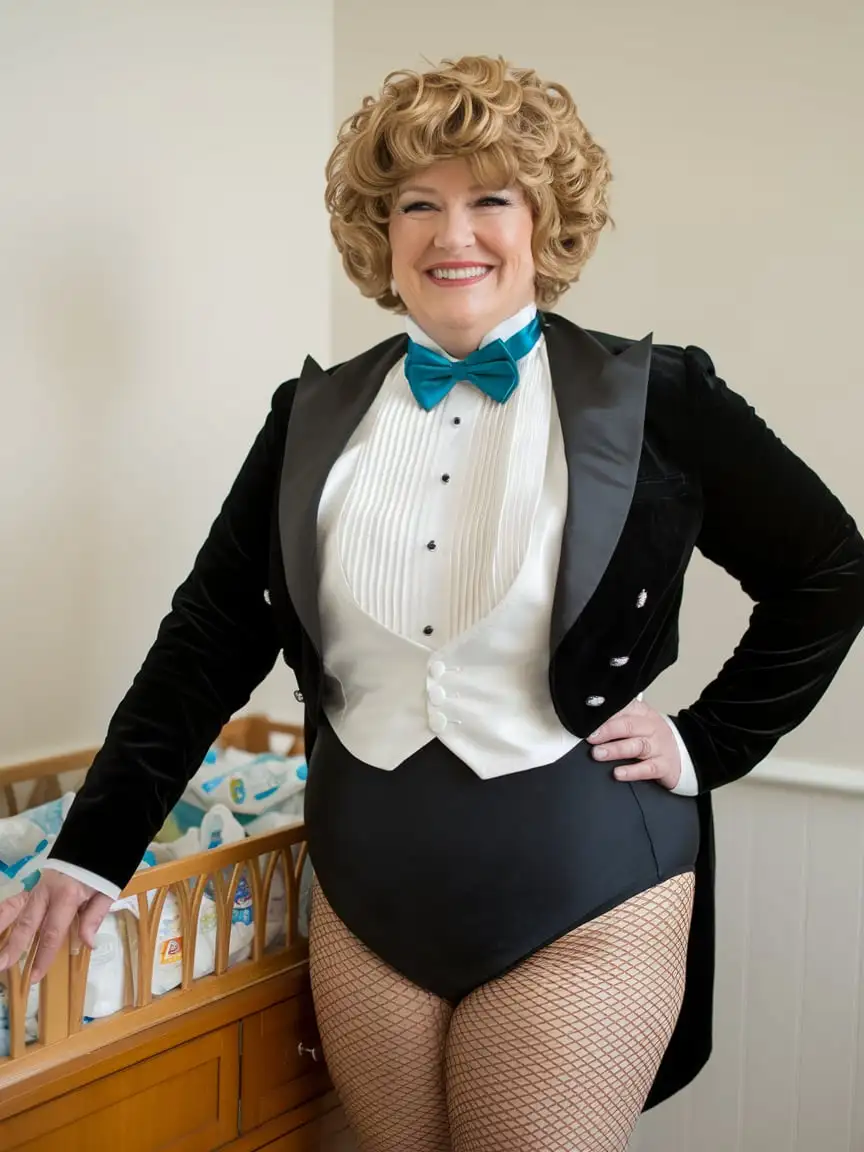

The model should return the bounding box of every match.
[50,311,864,1109]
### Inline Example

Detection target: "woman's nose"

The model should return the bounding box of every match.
[433,206,475,251]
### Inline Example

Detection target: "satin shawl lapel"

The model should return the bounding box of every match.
[543,314,653,654]
[278,336,407,654]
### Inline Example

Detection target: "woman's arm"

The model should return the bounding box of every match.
[670,347,864,790]
[48,379,297,889]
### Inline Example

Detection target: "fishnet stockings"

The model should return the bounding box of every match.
[447,871,695,1150]
[309,881,452,1152]
[309,872,694,1152]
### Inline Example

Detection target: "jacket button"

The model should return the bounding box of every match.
[586,695,606,707]
[293,689,304,703]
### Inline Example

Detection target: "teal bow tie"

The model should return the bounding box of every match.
[404,314,543,411]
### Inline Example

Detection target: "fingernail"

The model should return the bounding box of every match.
[614,767,628,780]
[588,730,600,740]
[593,748,608,760]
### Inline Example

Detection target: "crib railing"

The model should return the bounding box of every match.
[0,716,310,1071]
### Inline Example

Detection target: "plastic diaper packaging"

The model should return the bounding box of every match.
[0,794,76,892]
[0,981,40,1057]
[83,910,130,1019]
[181,748,308,823]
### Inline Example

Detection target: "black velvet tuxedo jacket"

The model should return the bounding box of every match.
[50,311,864,1107]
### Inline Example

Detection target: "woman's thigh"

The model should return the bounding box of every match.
[445,872,695,1152]
[308,880,453,1152]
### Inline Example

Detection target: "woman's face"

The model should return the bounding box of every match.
[389,158,536,357]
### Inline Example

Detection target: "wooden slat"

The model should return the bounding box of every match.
[37,937,70,1047]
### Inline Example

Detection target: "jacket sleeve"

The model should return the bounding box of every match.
[49,379,297,889]
[670,347,864,790]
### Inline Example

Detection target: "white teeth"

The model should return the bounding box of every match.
[429,266,490,280]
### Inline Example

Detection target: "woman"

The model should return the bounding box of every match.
[2,56,863,1151]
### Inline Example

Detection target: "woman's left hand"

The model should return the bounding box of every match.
[587,699,682,790]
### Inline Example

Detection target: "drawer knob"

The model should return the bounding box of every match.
[298,1041,321,1062]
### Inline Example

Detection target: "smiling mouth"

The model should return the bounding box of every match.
[425,265,493,286]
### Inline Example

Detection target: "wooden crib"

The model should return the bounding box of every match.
[0,715,352,1152]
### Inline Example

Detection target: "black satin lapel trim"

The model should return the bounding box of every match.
[278,337,407,654]
[545,317,653,653]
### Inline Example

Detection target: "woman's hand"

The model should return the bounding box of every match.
[587,698,682,790]
[0,871,113,983]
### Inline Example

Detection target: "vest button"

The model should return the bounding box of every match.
[429,660,446,680]
[586,695,606,707]
[428,684,446,706]
[429,711,448,734]
[609,656,630,667]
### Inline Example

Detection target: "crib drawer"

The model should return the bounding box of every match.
[240,990,331,1132]
[0,1024,239,1152]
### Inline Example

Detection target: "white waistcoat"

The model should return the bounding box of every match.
[315,323,581,779]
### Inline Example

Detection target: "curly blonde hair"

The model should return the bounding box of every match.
[325,55,612,312]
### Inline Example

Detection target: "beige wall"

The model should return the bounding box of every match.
[332,0,864,768]
[0,1,332,761]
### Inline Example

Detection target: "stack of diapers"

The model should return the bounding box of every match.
[168,747,307,836]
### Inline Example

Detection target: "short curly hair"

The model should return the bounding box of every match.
[325,55,613,312]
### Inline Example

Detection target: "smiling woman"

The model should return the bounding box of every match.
[5,51,863,1152]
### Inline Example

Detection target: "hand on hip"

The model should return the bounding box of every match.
[587,699,682,790]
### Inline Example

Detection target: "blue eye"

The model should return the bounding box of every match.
[400,201,434,213]
[477,196,511,207]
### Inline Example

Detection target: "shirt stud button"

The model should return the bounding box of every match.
[452,417,461,426]
[426,540,437,551]
[423,625,434,636]
[441,473,451,483]
[293,689,304,703]
[586,695,606,707]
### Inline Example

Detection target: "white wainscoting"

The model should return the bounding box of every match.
[631,759,864,1152]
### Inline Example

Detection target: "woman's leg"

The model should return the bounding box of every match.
[445,872,695,1152]
[309,880,454,1152]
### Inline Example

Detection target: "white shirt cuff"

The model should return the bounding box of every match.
[42,860,121,900]
[662,716,699,796]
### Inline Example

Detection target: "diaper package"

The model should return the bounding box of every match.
[0,794,75,891]
[173,748,307,831]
